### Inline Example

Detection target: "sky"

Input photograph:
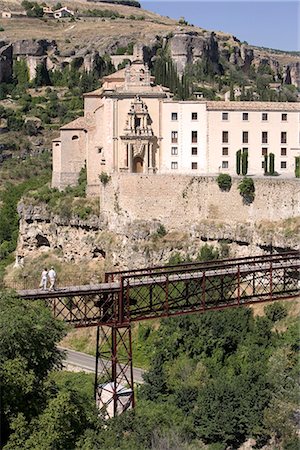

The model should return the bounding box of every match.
[140,1,300,51]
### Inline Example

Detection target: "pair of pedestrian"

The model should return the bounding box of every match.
[40,266,56,291]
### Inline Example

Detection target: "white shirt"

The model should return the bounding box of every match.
[48,269,56,280]
[42,270,48,280]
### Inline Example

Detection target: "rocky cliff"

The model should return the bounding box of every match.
[0,12,299,87]
[15,177,299,275]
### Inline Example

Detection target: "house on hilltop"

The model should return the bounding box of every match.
[52,45,300,195]
[53,7,74,18]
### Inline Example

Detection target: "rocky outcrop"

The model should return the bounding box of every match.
[13,39,56,57]
[4,29,300,88]
[16,177,299,271]
[0,41,13,82]
[169,31,222,76]
[13,39,57,80]
[284,62,300,87]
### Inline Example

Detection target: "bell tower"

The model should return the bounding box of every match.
[120,96,156,173]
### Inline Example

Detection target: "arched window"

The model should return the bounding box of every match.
[72,135,79,140]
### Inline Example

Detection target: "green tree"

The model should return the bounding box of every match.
[236,149,241,175]
[269,152,275,175]
[13,59,29,86]
[295,156,300,178]
[238,177,255,203]
[0,292,65,445]
[264,153,268,174]
[241,149,248,176]
[34,63,51,87]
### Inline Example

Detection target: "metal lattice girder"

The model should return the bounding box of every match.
[18,252,299,327]
[95,324,134,418]
[17,251,300,417]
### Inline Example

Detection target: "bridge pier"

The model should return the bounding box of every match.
[95,323,134,418]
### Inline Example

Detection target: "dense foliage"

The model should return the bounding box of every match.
[238,177,255,203]
[0,154,51,282]
[2,290,298,449]
[216,173,232,191]
[0,291,66,446]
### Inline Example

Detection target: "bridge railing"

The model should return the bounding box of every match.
[119,252,300,322]
[8,274,104,291]
[106,251,299,282]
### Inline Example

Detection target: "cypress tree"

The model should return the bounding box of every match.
[230,83,235,101]
[236,149,242,175]
[269,153,275,175]
[264,154,268,174]
[295,156,300,178]
[242,149,248,176]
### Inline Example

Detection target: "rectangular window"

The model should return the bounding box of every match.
[281,113,287,121]
[262,147,268,156]
[171,131,178,143]
[222,161,229,169]
[242,131,249,144]
[171,147,178,155]
[171,161,178,169]
[281,161,287,169]
[262,131,268,144]
[171,112,178,121]
[262,113,268,121]
[262,161,265,168]
[191,147,198,156]
[242,112,248,121]
[281,132,287,144]
[191,112,198,121]
[192,131,198,143]
[222,147,228,156]
[281,147,287,156]
[191,162,198,170]
[222,131,229,143]
[222,112,228,121]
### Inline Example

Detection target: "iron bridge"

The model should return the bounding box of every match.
[17,251,300,416]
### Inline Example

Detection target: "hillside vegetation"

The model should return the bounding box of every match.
[1,290,299,449]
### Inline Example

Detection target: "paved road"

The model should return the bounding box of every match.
[60,347,145,384]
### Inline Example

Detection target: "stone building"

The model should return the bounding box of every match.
[52,47,300,195]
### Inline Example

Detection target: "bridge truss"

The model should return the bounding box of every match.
[18,251,299,416]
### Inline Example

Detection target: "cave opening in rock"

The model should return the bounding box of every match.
[92,248,106,258]
[36,234,50,248]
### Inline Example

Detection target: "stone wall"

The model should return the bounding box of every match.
[16,175,299,272]
[101,174,299,231]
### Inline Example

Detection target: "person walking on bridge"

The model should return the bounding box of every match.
[48,266,57,291]
[40,268,48,290]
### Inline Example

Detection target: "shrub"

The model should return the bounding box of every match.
[156,224,167,237]
[238,177,255,203]
[216,173,232,191]
[7,114,25,131]
[265,302,287,322]
[24,120,39,136]
[99,171,111,185]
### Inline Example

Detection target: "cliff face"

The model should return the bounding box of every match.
[16,177,300,272]
[168,31,299,88]
[0,26,299,87]
[0,41,12,82]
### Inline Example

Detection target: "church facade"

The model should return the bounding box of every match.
[52,51,300,195]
